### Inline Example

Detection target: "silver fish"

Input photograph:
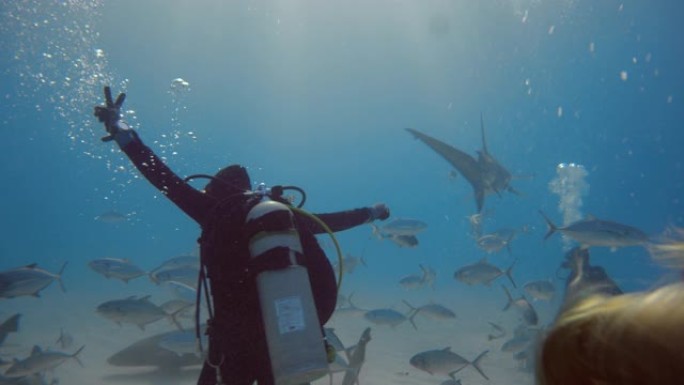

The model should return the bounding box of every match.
[149,266,199,288]
[94,210,129,223]
[334,294,368,318]
[399,264,437,290]
[399,274,423,290]
[0,314,20,346]
[157,325,207,357]
[453,258,516,288]
[4,345,84,377]
[0,263,67,299]
[333,254,367,276]
[487,321,506,341]
[523,279,556,301]
[420,264,437,290]
[164,281,197,303]
[96,295,182,331]
[403,301,456,321]
[539,211,649,250]
[341,328,371,385]
[502,325,541,354]
[324,328,346,354]
[370,223,421,248]
[502,286,538,326]
[364,308,417,329]
[149,255,199,278]
[501,334,532,353]
[160,299,194,321]
[88,258,146,283]
[476,230,515,255]
[410,348,489,380]
[388,234,419,248]
[372,218,427,237]
[160,299,194,315]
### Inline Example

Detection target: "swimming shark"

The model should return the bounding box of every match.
[406,115,519,212]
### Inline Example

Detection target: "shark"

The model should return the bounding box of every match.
[406,115,519,212]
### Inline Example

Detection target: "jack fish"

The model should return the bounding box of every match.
[4,345,84,377]
[96,295,183,331]
[0,263,67,299]
[410,348,489,380]
[454,258,517,288]
[88,258,146,283]
[502,286,538,326]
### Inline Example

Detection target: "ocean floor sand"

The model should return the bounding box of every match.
[1,281,548,385]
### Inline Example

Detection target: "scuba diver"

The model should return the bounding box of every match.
[93,86,390,385]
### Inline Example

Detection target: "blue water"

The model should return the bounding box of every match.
[1,1,682,384]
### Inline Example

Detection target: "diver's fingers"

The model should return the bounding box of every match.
[104,86,114,107]
[114,92,126,108]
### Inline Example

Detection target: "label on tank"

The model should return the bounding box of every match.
[275,296,305,334]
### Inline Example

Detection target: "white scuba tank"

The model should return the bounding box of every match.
[245,198,328,385]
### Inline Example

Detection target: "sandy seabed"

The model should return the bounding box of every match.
[1,279,547,385]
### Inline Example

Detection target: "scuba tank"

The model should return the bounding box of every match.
[245,186,328,385]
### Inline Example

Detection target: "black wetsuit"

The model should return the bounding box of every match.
[119,132,374,384]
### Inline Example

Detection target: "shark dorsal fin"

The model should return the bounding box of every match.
[442,347,452,352]
[31,345,42,356]
[25,263,38,269]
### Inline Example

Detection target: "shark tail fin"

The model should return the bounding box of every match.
[470,349,490,381]
[538,210,558,240]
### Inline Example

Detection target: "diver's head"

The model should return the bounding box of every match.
[205,164,251,199]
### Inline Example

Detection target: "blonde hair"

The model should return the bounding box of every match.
[537,283,684,385]
[648,225,684,269]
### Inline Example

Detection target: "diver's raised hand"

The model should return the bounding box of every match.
[94,86,127,142]
[369,203,390,221]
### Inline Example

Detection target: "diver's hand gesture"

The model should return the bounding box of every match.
[94,86,127,142]
[369,203,390,221]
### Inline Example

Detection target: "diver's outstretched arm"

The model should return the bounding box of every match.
[93,86,212,224]
[303,203,390,234]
